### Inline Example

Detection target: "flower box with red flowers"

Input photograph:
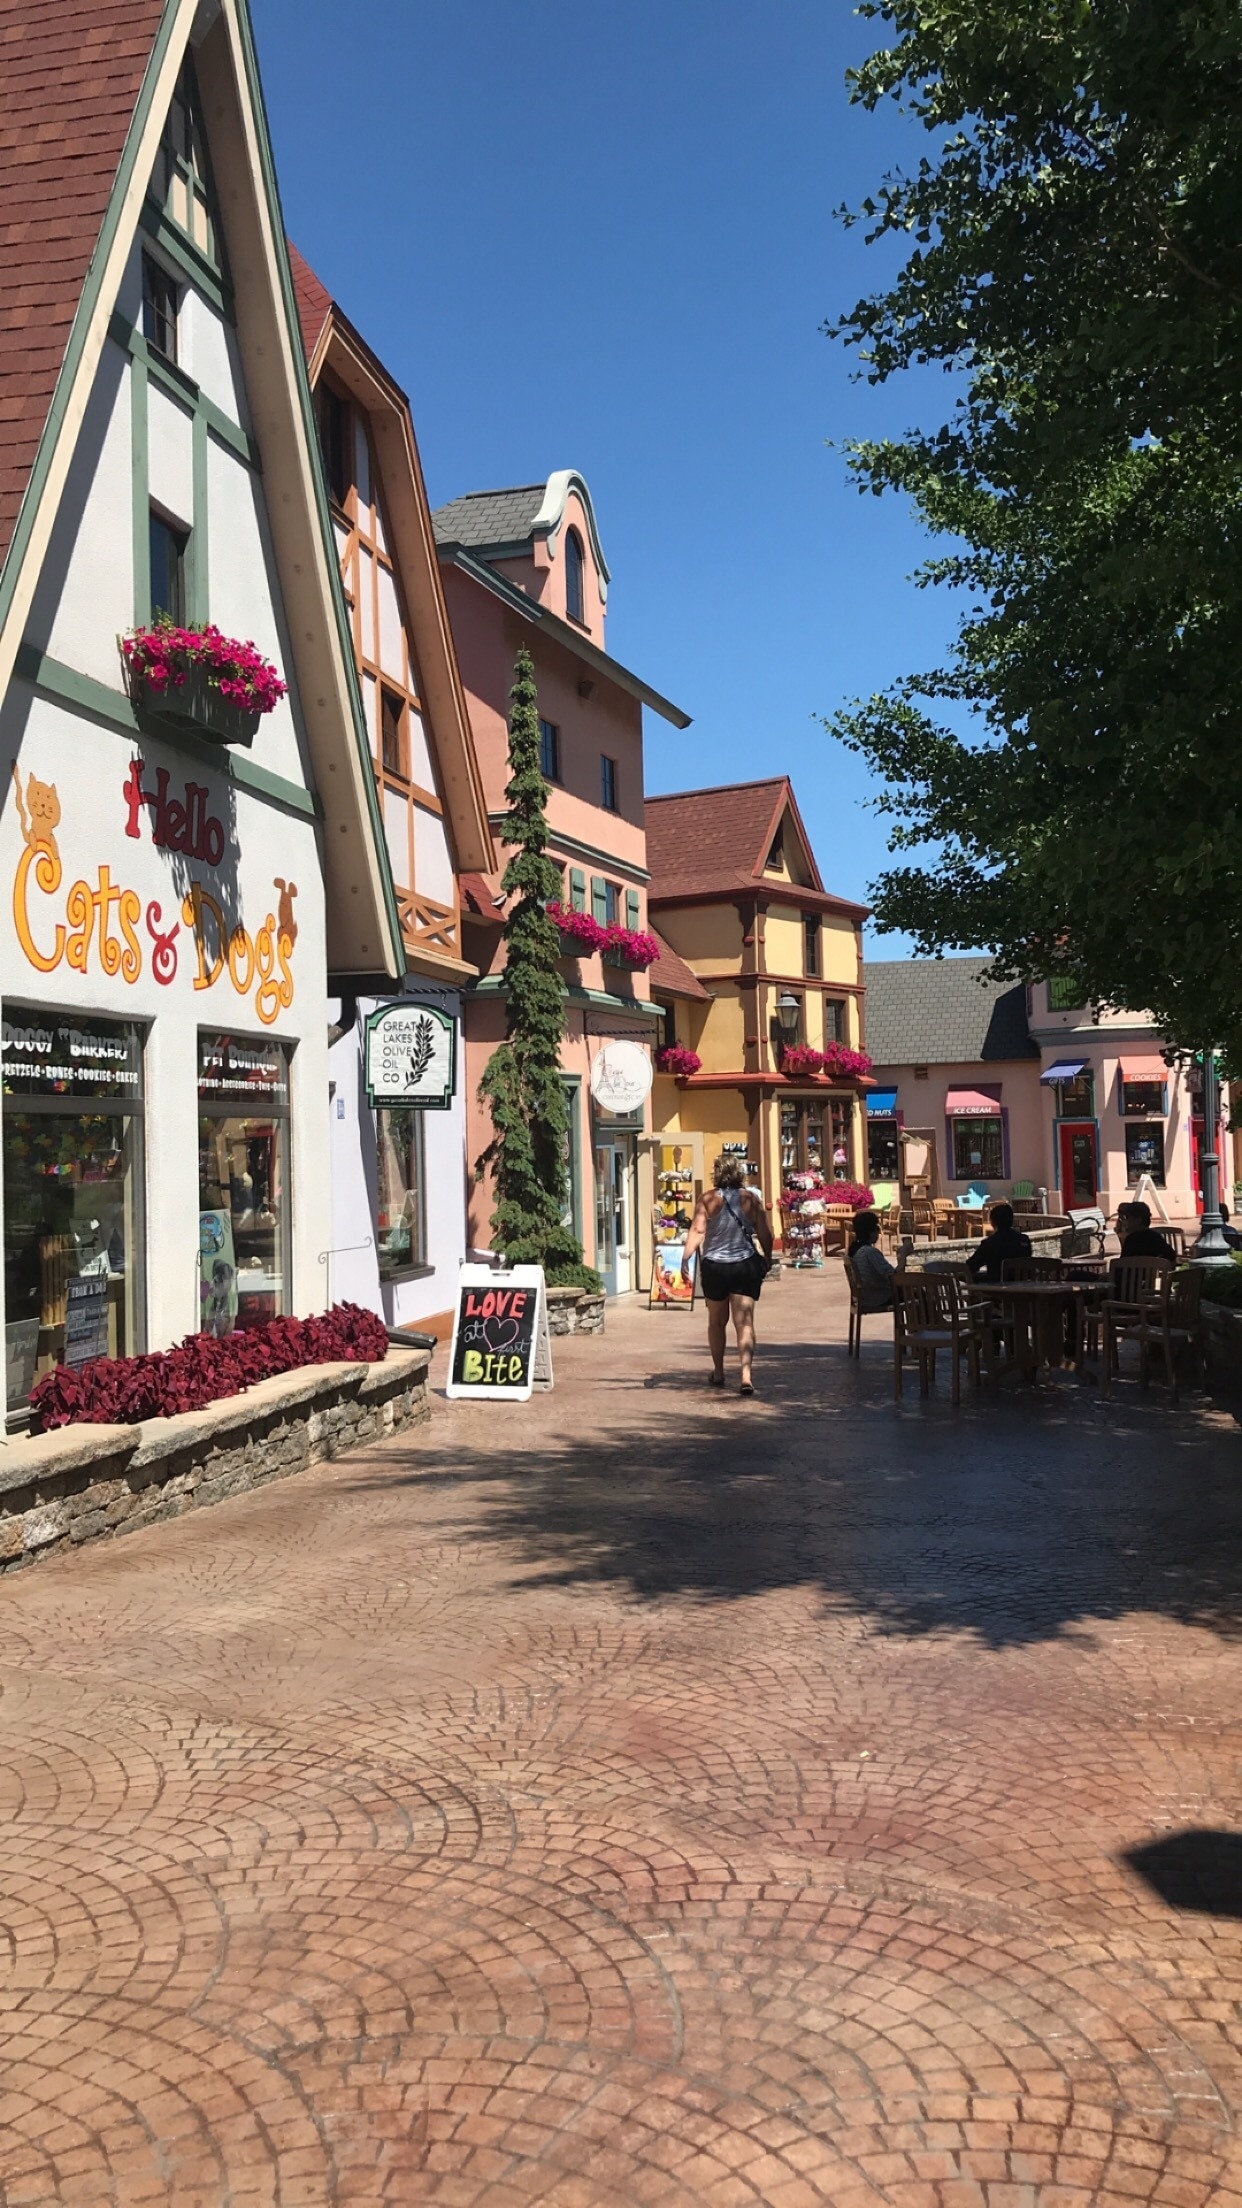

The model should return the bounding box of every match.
[602,926,660,972]
[779,1044,825,1077]
[120,619,287,749]
[822,1043,873,1081]
[548,902,608,955]
[655,1045,702,1077]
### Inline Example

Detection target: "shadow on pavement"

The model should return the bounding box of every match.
[353,1331,1242,1650]
[1123,1830,1242,1919]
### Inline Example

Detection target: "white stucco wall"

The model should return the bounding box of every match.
[327,983,467,1329]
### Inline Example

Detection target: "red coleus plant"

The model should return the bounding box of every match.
[121,617,287,715]
[655,1045,702,1076]
[29,1302,389,1431]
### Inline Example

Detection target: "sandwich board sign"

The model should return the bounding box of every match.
[447,1264,553,1399]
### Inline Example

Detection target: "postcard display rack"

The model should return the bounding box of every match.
[654,1147,697,1248]
[780,1171,829,1268]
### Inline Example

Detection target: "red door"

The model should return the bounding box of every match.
[1058,1121,1098,1207]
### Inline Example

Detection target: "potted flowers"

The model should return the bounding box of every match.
[546,904,660,971]
[779,1044,825,1076]
[602,925,660,971]
[120,618,287,748]
[547,901,607,954]
[822,1042,873,1080]
[655,1045,702,1076]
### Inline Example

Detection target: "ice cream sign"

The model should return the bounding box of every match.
[10,761,298,1024]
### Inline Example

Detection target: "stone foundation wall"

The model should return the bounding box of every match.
[901,1226,1067,1272]
[0,1349,429,1576]
[546,1287,606,1336]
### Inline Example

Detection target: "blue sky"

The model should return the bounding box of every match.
[253,0,961,950]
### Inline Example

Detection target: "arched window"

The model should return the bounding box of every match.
[565,527,585,623]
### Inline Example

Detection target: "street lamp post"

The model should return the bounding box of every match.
[1189,1046,1230,1264]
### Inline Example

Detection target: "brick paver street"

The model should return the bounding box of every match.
[0,1269,1239,2205]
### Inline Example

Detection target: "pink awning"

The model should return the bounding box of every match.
[945,1087,1001,1115]
[1119,1057,1166,1084]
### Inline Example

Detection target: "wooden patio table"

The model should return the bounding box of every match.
[963,1277,1102,1380]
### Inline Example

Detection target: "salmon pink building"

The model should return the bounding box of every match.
[432,476,689,1295]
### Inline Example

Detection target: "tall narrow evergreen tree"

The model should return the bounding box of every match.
[477,649,594,1280]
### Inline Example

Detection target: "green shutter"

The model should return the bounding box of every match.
[625,889,640,931]
[591,876,608,923]
[570,868,586,912]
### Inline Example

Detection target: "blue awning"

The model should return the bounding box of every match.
[867,1088,898,1117]
[1040,1059,1087,1085]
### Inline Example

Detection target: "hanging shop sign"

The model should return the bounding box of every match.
[447,1264,552,1400]
[364,1001,456,1109]
[589,1039,652,1118]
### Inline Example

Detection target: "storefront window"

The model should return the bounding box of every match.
[952,1115,1004,1179]
[198,1032,291,1333]
[868,1117,899,1181]
[1121,1078,1165,1117]
[1125,1123,1165,1185]
[3,1014,145,1413]
[1057,1071,1094,1117]
[781,1100,824,1178]
[375,1108,425,1278]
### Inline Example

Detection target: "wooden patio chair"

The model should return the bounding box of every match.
[1104,1267,1205,1403]
[1100,1257,1175,1394]
[893,1274,985,1405]
[844,1255,892,1359]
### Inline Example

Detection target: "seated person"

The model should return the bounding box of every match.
[849,1209,897,1310]
[966,1200,1033,1282]
[1219,1201,1242,1250]
[1115,1200,1177,1261]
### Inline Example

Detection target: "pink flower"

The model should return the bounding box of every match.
[119,619,287,715]
[655,1045,701,1076]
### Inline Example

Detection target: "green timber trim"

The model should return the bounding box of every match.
[231,0,404,979]
[488,814,650,884]
[109,313,259,469]
[0,0,185,642]
[189,407,208,620]
[468,973,661,1023]
[130,350,150,623]
[13,645,321,822]
[139,197,232,316]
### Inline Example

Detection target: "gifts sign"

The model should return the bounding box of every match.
[447,1264,552,1400]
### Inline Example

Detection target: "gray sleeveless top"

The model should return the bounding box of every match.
[703,1188,755,1263]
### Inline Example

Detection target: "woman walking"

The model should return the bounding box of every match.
[681,1155,774,1395]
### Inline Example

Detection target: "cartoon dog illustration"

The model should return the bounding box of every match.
[274,877,298,949]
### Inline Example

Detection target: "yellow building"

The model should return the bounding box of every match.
[645,779,870,1232]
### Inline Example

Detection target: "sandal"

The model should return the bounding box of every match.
[739,1380,755,1397]
[708,1370,725,1387]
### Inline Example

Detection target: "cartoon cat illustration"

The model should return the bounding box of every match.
[12,766,60,865]
[273,877,298,949]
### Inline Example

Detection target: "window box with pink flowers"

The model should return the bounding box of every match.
[655,1045,702,1077]
[120,619,287,750]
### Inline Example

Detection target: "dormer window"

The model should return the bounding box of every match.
[765,828,784,872]
[316,384,351,508]
[565,527,585,624]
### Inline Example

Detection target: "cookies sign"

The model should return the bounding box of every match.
[365,1002,455,1109]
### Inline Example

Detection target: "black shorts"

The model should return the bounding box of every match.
[700,1255,766,1303]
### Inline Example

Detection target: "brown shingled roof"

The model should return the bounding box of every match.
[286,237,333,368]
[648,929,710,1002]
[645,778,791,892]
[0,0,165,572]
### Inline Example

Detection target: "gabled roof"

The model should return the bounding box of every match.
[0,0,406,978]
[645,777,868,919]
[287,241,494,879]
[0,0,166,578]
[866,957,1039,1066]
[648,930,710,1002]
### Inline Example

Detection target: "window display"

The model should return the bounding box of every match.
[867,1117,899,1182]
[3,1013,145,1413]
[376,1107,425,1278]
[198,1032,291,1332]
[1125,1123,1165,1186]
[952,1115,1004,1180]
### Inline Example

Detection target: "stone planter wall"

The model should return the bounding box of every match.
[0,1348,429,1576]
[901,1226,1067,1272]
[546,1287,606,1336]
[1202,1302,1242,1402]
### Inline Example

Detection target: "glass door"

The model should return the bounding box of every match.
[594,1142,617,1294]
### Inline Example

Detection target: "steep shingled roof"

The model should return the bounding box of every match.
[0,0,165,571]
[866,957,1038,1066]
[645,779,791,897]
[648,930,710,1002]
[287,237,333,365]
[432,486,548,551]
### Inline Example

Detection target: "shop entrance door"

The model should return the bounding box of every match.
[1058,1121,1098,1208]
[593,1136,633,1296]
